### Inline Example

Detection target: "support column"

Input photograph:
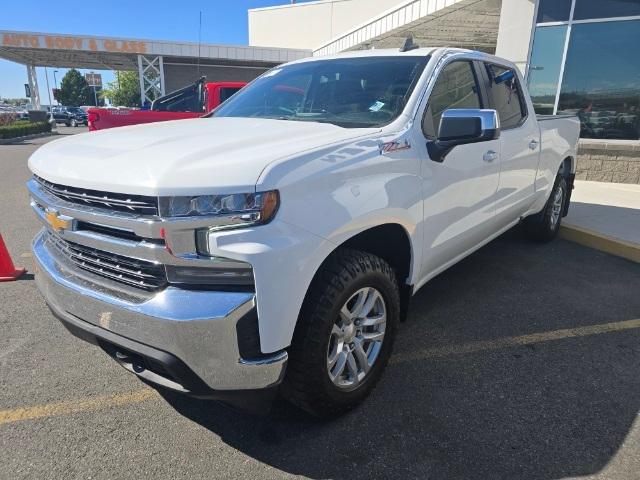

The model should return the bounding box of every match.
[137,55,164,106]
[26,64,41,110]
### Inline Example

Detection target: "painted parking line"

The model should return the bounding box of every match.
[391,318,640,364]
[0,388,157,426]
[1,319,639,425]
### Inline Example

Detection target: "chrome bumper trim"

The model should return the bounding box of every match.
[33,230,287,391]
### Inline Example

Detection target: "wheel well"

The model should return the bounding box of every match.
[560,156,575,217]
[338,224,413,320]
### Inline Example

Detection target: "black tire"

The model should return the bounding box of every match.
[70,119,78,127]
[523,174,567,242]
[282,249,400,417]
[65,121,71,127]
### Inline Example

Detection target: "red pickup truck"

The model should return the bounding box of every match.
[88,78,246,131]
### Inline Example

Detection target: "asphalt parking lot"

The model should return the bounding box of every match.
[1,129,639,480]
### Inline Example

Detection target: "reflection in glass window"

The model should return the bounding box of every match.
[574,0,640,20]
[214,56,429,128]
[423,61,481,139]
[485,64,527,129]
[527,26,568,114]
[536,0,572,23]
[558,20,640,140]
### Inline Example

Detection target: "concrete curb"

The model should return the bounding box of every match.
[0,131,58,145]
[559,224,640,263]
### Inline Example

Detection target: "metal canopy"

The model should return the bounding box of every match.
[0,30,310,70]
[314,0,502,56]
[1,30,311,107]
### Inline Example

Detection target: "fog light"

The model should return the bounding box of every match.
[166,261,254,286]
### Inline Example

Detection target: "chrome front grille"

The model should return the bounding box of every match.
[46,232,167,291]
[35,175,158,216]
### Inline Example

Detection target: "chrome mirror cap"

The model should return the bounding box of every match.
[427,108,501,162]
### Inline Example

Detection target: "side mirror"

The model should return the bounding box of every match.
[427,109,500,162]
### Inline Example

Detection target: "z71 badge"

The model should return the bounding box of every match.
[379,139,411,155]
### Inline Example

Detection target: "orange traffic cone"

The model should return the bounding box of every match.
[0,234,26,281]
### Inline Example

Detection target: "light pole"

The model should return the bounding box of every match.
[53,70,59,105]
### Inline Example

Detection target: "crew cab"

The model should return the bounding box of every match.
[51,106,88,127]
[28,48,579,416]
[87,79,246,131]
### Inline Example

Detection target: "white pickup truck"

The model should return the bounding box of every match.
[28,47,579,416]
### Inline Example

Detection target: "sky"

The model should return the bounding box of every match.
[0,0,312,103]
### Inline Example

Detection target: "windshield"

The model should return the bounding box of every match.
[212,56,429,128]
[67,107,84,114]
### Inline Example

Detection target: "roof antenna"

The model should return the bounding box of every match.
[400,36,419,52]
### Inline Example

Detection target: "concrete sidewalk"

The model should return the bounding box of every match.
[560,180,640,263]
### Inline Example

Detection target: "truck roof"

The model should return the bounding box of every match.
[293,47,439,64]
[288,47,518,72]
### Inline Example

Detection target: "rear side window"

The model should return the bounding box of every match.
[153,82,204,113]
[484,64,527,130]
[219,87,241,103]
[423,61,482,139]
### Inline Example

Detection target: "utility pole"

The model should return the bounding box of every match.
[197,11,202,77]
[44,67,53,110]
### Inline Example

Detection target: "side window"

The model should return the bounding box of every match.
[423,61,482,139]
[153,83,204,113]
[219,87,241,103]
[484,64,527,129]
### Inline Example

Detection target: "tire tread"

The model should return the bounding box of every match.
[282,249,399,417]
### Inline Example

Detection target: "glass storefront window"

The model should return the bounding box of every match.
[527,26,568,114]
[574,0,640,21]
[537,0,572,23]
[558,20,640,140]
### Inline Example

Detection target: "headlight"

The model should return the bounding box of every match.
[158,190,280,230]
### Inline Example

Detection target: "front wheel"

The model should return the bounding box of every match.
[70,119,78,127]
[282,249,400,417]
[523,174,567,242]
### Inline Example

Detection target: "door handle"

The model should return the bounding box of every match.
[529,139,539,150]
[483,150,498,163]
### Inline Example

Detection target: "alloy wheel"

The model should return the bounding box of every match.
[326,287,387,390]
[550,184,564,229]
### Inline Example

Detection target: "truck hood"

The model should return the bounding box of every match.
[29,117,379,196]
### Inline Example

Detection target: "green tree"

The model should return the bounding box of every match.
[53,69,93,106]
[100,71,141,107]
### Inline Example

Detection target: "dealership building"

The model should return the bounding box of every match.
[249,0,640,183]
[2,0,639,182]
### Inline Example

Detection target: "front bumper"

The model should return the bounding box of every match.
[32,230,287,394]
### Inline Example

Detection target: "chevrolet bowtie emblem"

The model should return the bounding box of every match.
[45,209,72,232]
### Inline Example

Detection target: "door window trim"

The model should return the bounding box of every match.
[421,58,485,140]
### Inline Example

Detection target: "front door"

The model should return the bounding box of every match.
[417,59,501,278]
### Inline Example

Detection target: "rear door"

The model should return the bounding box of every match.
[480,62,540,224]
[418,59,501,276]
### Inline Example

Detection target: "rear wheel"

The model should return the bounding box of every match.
[524,173,567,242]
[282,249,400,417]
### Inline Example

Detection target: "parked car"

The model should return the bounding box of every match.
[87,78,246,131]
[28,47,579,417]
[51,106,88,127]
